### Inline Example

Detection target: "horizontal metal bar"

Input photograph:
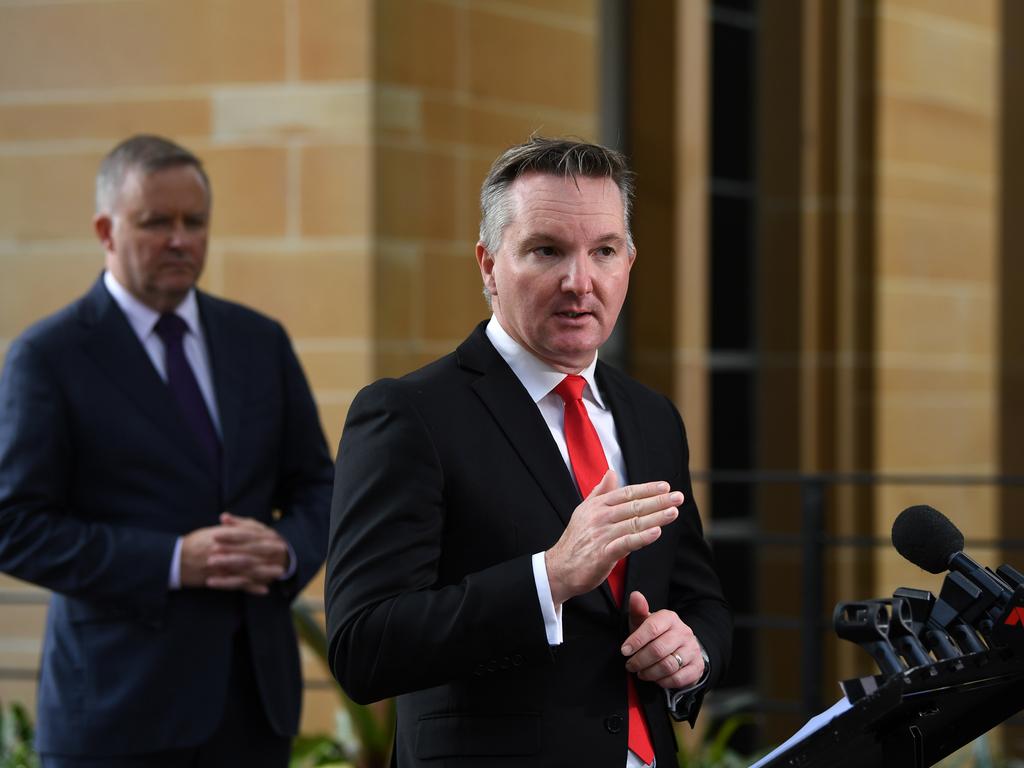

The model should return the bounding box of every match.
[693,470,1024,487]
[0,667,38,681]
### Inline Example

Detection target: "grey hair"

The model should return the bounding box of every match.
[478,135,636,256]
[95,134,210,214]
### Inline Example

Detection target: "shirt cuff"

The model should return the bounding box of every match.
[169,536,183,589]
[531,551,563,645]
[279,540,297,581]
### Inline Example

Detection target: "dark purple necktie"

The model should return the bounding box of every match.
[154,313,221,474]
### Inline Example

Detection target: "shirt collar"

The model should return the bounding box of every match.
[485,315,606,409]
[103,269,201,340]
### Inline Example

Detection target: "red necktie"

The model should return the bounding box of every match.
[554,375,656,766]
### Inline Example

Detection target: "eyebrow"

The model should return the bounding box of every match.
[521,231,626,246]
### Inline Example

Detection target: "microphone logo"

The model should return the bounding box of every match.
[1004,607,1024,627]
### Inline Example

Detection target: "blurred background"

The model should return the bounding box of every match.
[2,0,1022,763]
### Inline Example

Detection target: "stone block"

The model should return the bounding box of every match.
[0,0,286,91]
[300,144,372,237]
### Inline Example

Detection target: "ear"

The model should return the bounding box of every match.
[475,242,497,296]
[627,246,637,272]
[93,213,114,255]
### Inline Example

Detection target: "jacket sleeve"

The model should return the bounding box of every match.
[0,336,177,612]
[663,399,733,725]
[324,379,554,704]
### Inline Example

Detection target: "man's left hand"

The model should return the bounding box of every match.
[621,591,705,689]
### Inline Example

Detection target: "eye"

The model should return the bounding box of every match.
[532,246,557,257]
[184,215,208,230]
[595,246,616,258]
[140,216,172,230]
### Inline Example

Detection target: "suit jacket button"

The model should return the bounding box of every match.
[499,656,511,670]
[604,715,624,734]
[271,508,283,521]
[512,654,523,666]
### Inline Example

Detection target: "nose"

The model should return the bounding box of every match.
[561,251,593,296]
[167,219,193,249]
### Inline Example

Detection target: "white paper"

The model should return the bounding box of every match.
[747,696,854,768]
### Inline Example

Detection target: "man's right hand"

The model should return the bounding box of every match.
[544,471,682,605]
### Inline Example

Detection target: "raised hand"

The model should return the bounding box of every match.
[545,470,682,605]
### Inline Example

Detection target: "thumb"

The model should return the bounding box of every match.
[628,590,650,633]
[587,469,619,499]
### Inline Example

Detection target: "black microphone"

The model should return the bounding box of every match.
[892,505,1012,640]
[892,505,1010,590]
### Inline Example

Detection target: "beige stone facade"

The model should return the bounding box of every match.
[0,0,598,739]
[2,0,1022,758]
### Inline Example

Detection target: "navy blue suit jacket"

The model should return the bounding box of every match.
[0,277,333,756]
[326,323,731,767]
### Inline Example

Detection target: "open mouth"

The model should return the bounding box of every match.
[558,311,591,319]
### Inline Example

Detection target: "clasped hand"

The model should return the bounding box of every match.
[180,512,289,595]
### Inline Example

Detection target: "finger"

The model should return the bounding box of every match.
[205,572,273,595]
[207,553,259,572]
[628,591,650,634]
[212,538,287,558]
[604,524,662,562]
[210,527,261,545]
[626,622,698,675]
[586,468,619,499]
[647,649,705,688]
[218,518,270,536]
[622,609,684,657]
[208,528,282,552]
[205,574,252,590]
[605,481,675,506]
[608,491,683,523]
[612,506,678,544]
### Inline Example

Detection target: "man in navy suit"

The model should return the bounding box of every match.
[326,137,732,766]
[0,135,333,767]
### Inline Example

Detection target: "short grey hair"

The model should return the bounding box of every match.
[478,136,636,255]
[95,134,210,214]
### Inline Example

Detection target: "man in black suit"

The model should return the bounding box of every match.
[0,135,333,767]
[326,137,732,767]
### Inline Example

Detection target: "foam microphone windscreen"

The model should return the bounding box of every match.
[891,504,965,574]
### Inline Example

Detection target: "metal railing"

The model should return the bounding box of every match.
[5,471,1024,712]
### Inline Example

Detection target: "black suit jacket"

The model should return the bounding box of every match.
[0,277,333,756]
[326,323,731,767]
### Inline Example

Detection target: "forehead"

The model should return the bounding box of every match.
[116,164,210,212]
[505,172,625,235]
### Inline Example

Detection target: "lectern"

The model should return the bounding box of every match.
[758,565,1024,767]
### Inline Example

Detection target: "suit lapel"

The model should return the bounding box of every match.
[458,325,581,529]
[79,278,212,478]
[460,327,633,613]
[597,363,650,486]
[197,292,245,499]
